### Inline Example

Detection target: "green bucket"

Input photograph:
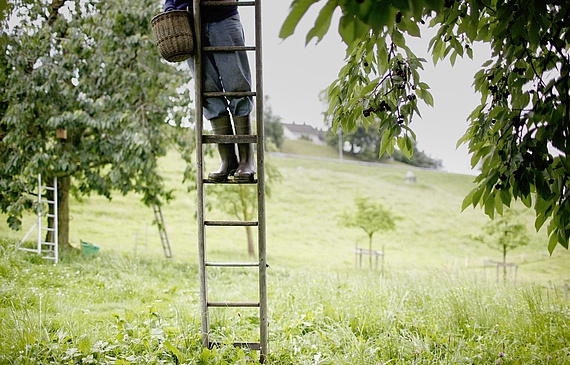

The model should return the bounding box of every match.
[81,241,100,256]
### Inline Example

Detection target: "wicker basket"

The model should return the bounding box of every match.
[151,10,194,62]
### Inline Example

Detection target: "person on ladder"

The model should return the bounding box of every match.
[164,0,256,182]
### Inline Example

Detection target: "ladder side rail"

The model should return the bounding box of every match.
[53,177,58,263]
[158,205,173,258]
[203,1,256,5]
[193,0,210,350]
[37,174,43,254]
[254,0,268,361]
[152,204,170,258]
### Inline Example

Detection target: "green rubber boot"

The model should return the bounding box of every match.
[233,115,256,182]
[208,115,239,182]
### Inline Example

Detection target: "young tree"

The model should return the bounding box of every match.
[263,97,285,151]
[473,209,530,281]
[280,1,570,253]
[1,0,193,250]
[210,159,281,257]
[340,197,396,268]
[327,122,385,161]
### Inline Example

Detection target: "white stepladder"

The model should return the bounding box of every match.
[193,0,268,362]
[17,174,59,263]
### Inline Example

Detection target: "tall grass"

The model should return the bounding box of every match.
[2,146,570,363]
[1,238,569,364]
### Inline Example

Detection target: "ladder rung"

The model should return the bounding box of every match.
[203,91,256,98]
[18,248,40,253]
[45,214,55,218]
[41,227,56,232]
[234,342,261,351]
[202,134,257,144]
[204,178,258,184]
[41,242,56,246]
[208,301,260,308]
[40,199,55,204]
[203,46,255,52]
[40,186,56,191]
[206,262,259,267]
[205,220,258,227]
[202,1,256,6]
[209,341,261,351]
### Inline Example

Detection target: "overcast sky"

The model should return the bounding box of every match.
[241,2,492,175]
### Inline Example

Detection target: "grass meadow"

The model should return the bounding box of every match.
[1,140,570,364]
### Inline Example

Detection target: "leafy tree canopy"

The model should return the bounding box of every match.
[263,97,284,150]
[281,0,569,253]
[326,121,442,168]
[1,0,193,246]
[340,196,396,238]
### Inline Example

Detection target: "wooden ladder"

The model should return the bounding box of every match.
[193,0,267,362]
[152,203,173,258]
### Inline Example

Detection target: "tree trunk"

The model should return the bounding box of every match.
[502,244,507,282]
[239,185,255,257]
[368,233,373,269]
[58,175,71,250]
[246,226,254,257]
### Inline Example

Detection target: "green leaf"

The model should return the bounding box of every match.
[360,77,380,97]
[499,189,511,207]
[484,192,495,219]
[535,212,548,232]
[379,129,395,156]
[494,192,503,216]
[420,88,434,107]
[306,0,339,45]
[392,29,406,48]
[461,188,476,211]
[164,341,184,362]
[548,231,558,254]
[400,17,421,38]
[279,0,321,39]
[521,192,532,208]
[528,19,540,46]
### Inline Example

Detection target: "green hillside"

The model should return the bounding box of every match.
[3,143,569,284]
[2,143,570,364]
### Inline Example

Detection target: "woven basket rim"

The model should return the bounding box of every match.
[151,10,191,24]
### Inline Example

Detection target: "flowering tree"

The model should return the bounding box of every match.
[1,0,194,250]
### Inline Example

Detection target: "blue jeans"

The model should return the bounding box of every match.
[187,14,253,120]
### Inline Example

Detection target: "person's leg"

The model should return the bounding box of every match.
[187,27,231,120]
[186,24,237,181]
[207,15,254,180]
[207,14,253,117]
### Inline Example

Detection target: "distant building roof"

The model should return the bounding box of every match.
[282,122,321,134]
[281,122,326,144]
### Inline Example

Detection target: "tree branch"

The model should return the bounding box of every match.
[47,0,67,26]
